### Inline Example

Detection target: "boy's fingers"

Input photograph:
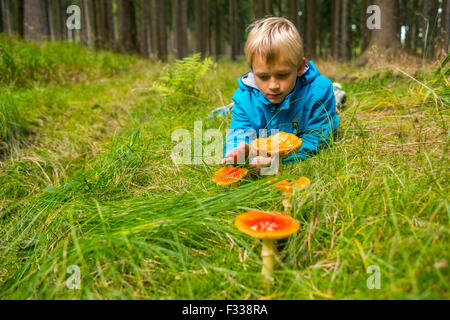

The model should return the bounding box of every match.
[249,156,272,168]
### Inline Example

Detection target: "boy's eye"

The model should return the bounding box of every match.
[278,74,289,78]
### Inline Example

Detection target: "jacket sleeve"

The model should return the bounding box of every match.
[283,82,339,164]
[223,93,257,157]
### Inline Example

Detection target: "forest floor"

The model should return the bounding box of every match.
[0,38,448,299]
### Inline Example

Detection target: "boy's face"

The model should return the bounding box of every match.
[252,54,306,104]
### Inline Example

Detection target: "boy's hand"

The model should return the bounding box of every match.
[249,156,273,168]
[222,142,250,165]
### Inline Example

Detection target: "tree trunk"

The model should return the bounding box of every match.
[368,0,400,49]
[24,0,50,41]
[194,0,206,55]
[140,0,149,56]
[443,0,449,53]
[55,0,64,40]
[13,0,24,37]
[180,0,188,56]
[204,0,210,55]
[214,0,222,58]
[230,0,238,61]
[172,0,179,58]
[95,0,108,49]
[428,0,439,58]
[150,0,160,58]
[1,0,12,34]
[106,0,115,46]
[332,0,340,60]
[411,0,418,53]
[0,2,3,33]
[264,0,273,16]
[359,0,401,63]
[340,0,348,61]
[360,0,369,53]
[306,0,316,59]
[81,0,94,48]
[172,0,188,58]
[150,0,166,60]
[257,0,265,19]
[422,0,429,54]
[117,0,138,54]
[157,0,167,60]
[48,0,57,40]
[288,0,297,26]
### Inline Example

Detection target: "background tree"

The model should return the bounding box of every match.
[443,0,449,53]
[230,0,239,61]
[360,0,401,61]
[213,0,223,58]
[117,0,138,54]
[81,0,95,48]
[305,0,316,59]
[140,0,149,56]
[1,0,12,35]
[24,0,50,41]
[332,0,340,60]
[360,0,369,54]
[150,0,167,60]
[94,0,108,49]
[194,0,208,56]
[340,0,349,61]
[264,0,273,16]
[287,0,298,26]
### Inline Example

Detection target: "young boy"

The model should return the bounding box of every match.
[222,17,339,168]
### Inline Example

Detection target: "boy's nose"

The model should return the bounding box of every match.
[269,78,280,91]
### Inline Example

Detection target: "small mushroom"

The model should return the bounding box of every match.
[251,132,303,175]
[212,165,248,188]
[235,210,300,283]
[274,180,294,213]
[296,177,311,190]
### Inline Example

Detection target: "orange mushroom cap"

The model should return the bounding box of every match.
[275,180,293,195]
[235,211,300,239]
[296,177,311,190]
[251,132,303,158]
[212,166,248,186]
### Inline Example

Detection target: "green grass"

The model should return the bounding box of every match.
[0,39,448,299]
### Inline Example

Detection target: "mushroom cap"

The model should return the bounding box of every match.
[212,166,248,186]
[235,211,300,240]
[275,180,293,195]
[296,177,311,190]
[251,132,303,159]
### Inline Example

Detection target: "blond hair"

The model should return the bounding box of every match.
[245,17,304,69]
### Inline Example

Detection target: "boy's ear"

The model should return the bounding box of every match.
[297,57,307,76]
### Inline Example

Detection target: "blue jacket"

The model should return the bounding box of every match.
[224,61,340,163]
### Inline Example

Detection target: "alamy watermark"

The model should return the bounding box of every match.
[171,121,281,175]
[66,5,81,31]
[66,265,81,290]
[366,265,381,290]
[367,5,381,30]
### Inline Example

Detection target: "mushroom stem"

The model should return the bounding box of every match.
[261,238,276,283]
[282,196,292,213]
[230,182,237,189]
[273,155,282,176]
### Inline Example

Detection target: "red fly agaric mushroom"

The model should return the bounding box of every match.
[251,132,302,175]
[274,180,294,213]
[251,132,303,158]
[212,165,248,188]
[296,177,311,190]
[235,210,300,283]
